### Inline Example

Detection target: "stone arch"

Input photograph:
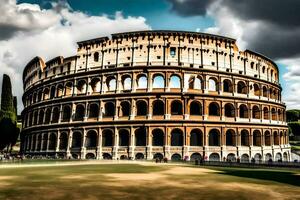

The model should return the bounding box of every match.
[152,128,164,146]
[42,133,48,150]
[65,82,73,96]
[253,83,260,96]
[264,130,271,146]
[190,101,202,115]
[77,79,87,94]
[252,105,260,119]
[169,74,181,88]
[88,103,99,118]
[271,108,277,120]
[209,102,220,116]
[209,153,220,161]
[122,75,132,90]
[241,154,249,163]
[75,104,85,121]
[102,129,113,146]
[135,127,146,146]
[190,153,202,161]
[120,101,131,117]
[136,100,147,116]
[135,153,145,160]
[237,81,247,94]
[59,132,68,150]
[209,129,220,146]
[152,100,165,115]
[37,134,42,151]
[226,129,236,146]
[253,130,262,146]
[119,129,130,146]
[104,102,115,117]
[94,52,99,62]
[106,76,116,91]
[171,100,183,115]
[48,133,57,150]
[223,79,233,92]
[86,153,96,159]
[265,153,272,161]
[227,153,236,162]
[239,104,248,118]
[85,130,97,148]
[241,129,249,146]
[52,107,60,123]
[274,131,279,145]
[137,74,147,89]
[208,77,218,91]
[189,76,202,90]
[103,153,112,160]
[91,78,101,93]
[153,74,165,88]
[43,87,50,100]
[263,86,268,97]
[153,153,163,160]
[33,110,38,125]
[62,105,71,122]
[37,90,43,102]
[72,131,82,148]
[275,152,282,161]
[263,107,269,119]
[283,152,288,162]
[45,108,51,124]
[225,103,235,117]
[50,86,56,99]
[56,84,64,97]
[171,128,183,146]
[171,153,182,161]
[254,153,262,162]
[190,129,203,146]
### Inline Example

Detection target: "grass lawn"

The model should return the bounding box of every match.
[0,161,299,200]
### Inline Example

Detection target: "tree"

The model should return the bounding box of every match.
[286,110,300,122]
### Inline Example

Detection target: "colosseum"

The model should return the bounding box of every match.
[21,30,291,162]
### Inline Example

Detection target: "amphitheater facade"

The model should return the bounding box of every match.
[21,30,290,162]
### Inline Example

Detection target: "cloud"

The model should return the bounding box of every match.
[168,0,300,109]
[0,0,151,114]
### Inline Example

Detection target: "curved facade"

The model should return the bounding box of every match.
[21,30,290,162]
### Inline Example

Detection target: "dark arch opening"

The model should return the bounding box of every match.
[190,129,203,146]
[171,100,183,115]
[88,103,99,118]
[209,102,220,116]
[86,131,97,148]
[153,100,165,115]
[135,128,146,146]
[152,129,164,146]
[119,129,129,146]
[226,129,236,146]
[237,81,247,94]
[104,102,115,117]
[225,103,235,117]
[252,106,260,119]
[72,132,82,148]
[209,129,220,146]
[120,101,131,117]
[190,101,202,115]
[62,105,71,122]
[136,100,147,116]
[239,104,248,118]
[253,130,261,146]
[102,130,113,146]
[59,132,68,150]
[223,79,233,92]
[171,129,183,146]
[241,130,249,146]
[75,104,85,121]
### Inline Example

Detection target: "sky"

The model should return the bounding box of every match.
[0,0,300,113]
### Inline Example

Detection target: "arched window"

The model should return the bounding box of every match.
[169,75,181,88]
[190,101,202,115]
[223,79,233,93]
[237,81,247,94]
[189,77,202,90]
[152,129,164,146]
[274,131,279,145]
[48,133,57,150]
[75,104,85,121]
[264,131,271,146]
[171,100,182,115]
[119,129,129,146]
[271,108,277,120]
[72,132,82,148]
[263,107,269,119]
[136,100,147,116]
[153,100,164,115]
[102,129,113,146]
[278,109,282,121]
[88,103,99,118]
[263,86,268,97]
[135,128,146,146]
[239,104,248,118]
[62,105,71,122]
[45,108,51,124]
[37,90,43,102]
[43,88,50,100]
[56,84,64,97]
[208,78,217,91]
[37,135,42,151]
[137,75,147,89]
[225,103,235,117]
[241,130,249,146]
[252,106,260,119]
[85,130,97,148]
[209,102,220,116]
[38,110,44,124]
[65,82,73,96]
[91,78,101,93]
[52,107,60,123]
[59,132,68,150]
[171,129,183,146]
[104,102,115,117]
[107,77,116,91]
[122,76,132,90]
[50,86,56,99]
[226,129,236,146]
[253,84,260,96]
[153,74,165,88]
[209,129,220,146]
[77,80,86,94]
[253,130,261,146]
[120,101,131,117]
[190,129,203,146]
[94,52,99,62]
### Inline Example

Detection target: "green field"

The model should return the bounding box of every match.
[0,161,299,200]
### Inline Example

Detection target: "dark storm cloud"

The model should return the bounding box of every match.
[167,0,300,60]
[168,0,212,16]
[0,24,26,40]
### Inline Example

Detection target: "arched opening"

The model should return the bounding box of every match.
[74,104,85,121]
[37,135,42,151]
[91,78,101,93]
[107,77,116,91]
[169,75,181,88]
[171,100,182,115]
[122,76,132,90]
[43,88,50,100]
[50,86,56,99]
[45,108,51,124]
[103,153,112,160]
[37,90,43,102]
[171,129,183,146]
[136,100,147,116]
[119,129,129,146]
[190,129,203,146]
[137,75,147,89]
[264,131,271,146]
[253,84,260,96]
[65,82,73,96]
[42,134,48,150]
[33,111,38,125]
[77,80,87,94]
[278,109,282,121]
[48,133,57,150]
[263,86,268,97]
[223,79,233,92]
[237,81,247,94]
[239,104,248,118]
[209,153,220,161]
[254,153,262,163]
[88,103,99,118]
[72,132,82,148]
[38,110,44,124]
[208,78,218,91]
[94,52,99,62]
[56,84,64,97]
[152,129,164,146]
[227,153,236,162]
[209,102,220,116]
[275,153,282,161]
[274,131,279,145]
[190,153,202,161]
[283,152,288,162]
[265,153,272,162]
[241,130,249,146]
[104,102,115,117]
[135,153,144,160]
[62,105,71,122]
[190,101,202,115]
[59,132,68,150]
[271,108,277,120]
[252,106,260,119]
[189,77,202,90]
[153,153,163,160]
[152,100,164,115]
[120,101,131,117]
[253,130,261,146]
[280,131,284,145]
[85,130,97,148]
[226,129,236,146]
[135,128,146,146]
[262,107,269,120]
[86,153,96,159]
[171,153,182,161]
[153,74,165,88]
[209,129,220,146]
[52,107,60,123]
[241,154,249,163]
[102,129,113,146]
[225,103,235,117]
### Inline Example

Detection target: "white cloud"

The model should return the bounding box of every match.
[0,0,151,114]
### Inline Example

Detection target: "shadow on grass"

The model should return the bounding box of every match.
[217,169,300,187]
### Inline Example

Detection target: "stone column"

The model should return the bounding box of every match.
[66,130,72,158]
[129,127,135,159]
[113,127,119,160]
[81,129,87,159]
[56,130,61,153]
[96,127,102,160]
